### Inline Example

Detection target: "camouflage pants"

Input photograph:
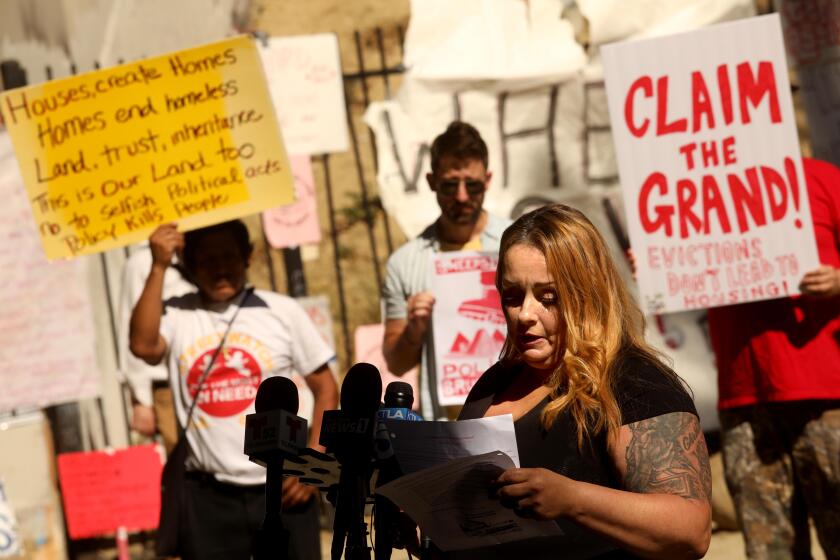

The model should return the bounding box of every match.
[720,402,840,560]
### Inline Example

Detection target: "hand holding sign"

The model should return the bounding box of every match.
[407,292,436,344]
[149,223,184,269]
[799,265,840,298]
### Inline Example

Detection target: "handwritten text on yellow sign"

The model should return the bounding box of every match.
[0,35,294,260]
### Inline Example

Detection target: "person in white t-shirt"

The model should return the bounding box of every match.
[382,121,511,420]
[130,220,338,560]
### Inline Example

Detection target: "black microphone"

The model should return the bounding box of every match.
[245,376,307,560]
[320,363,382,560]
[374,381,423,560]
[378,381,423,421]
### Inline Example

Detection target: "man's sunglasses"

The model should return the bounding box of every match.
[437,179,486,196]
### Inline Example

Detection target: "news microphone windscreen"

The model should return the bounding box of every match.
[340,362,382,416]
[254,376,299,414]
[384,381,414,409]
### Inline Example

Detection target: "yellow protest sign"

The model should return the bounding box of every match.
[0,35,294,260]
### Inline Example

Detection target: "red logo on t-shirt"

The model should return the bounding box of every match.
[186,347,261,417]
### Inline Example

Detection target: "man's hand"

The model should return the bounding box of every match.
[799,265,840,298]
[149,223,184,269]
[282,476,317,511]
[382,292,435,375]
[131,404,156,437]
[405,292,436,344]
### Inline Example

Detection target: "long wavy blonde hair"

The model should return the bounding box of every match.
[496,204,670,446]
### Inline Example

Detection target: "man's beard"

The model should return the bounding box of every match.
[445,202,481,224]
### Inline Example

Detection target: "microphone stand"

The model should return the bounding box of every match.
[331,458,372,560]
[322,363,382,560]
[252,454,291,560]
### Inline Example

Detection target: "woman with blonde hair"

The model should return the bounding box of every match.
[458,204,711,559]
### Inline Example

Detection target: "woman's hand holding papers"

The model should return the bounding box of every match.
[495,468,576,521]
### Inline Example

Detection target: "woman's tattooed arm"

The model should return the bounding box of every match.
[622,412,712,501]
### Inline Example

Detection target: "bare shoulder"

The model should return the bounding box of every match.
[612,411,711,502]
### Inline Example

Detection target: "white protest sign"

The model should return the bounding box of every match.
[602,14,819,314]
[0,132,100,413]
[430,252,505,406]
[259,34,349,155]
[0,479,21,558]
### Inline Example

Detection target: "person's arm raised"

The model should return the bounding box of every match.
[129,223,183,365]
[382,292,435,375]
[496,411,711,559]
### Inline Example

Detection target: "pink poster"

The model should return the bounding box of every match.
[430,252,505,406]
[354,323,420,409]
[262,154,321,248]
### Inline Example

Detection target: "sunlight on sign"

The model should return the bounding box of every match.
[0,35,294,260]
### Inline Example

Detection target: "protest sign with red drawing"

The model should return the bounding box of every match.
[431,251,506,406]
[602,14,819,314]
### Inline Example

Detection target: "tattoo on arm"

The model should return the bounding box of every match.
[623,412,711,501]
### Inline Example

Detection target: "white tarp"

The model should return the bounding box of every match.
[404,0,586,90]
[364,75,587,239]
[578,0,755,45]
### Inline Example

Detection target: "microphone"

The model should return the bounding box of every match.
[377,381,423,422]
[374,382,423,560]
[320,363,382,560]
[374,381,423,466]
[244,376,308,560]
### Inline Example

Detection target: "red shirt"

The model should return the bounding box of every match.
[708,158,840,410]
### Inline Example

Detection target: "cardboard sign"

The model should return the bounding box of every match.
[57,445,162,539]
[602,14,819,313]
[0,132,99,413]
[262,154,321,248]
[259,34,349,155]
[430,252,505,406]
[0,35,295,260]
